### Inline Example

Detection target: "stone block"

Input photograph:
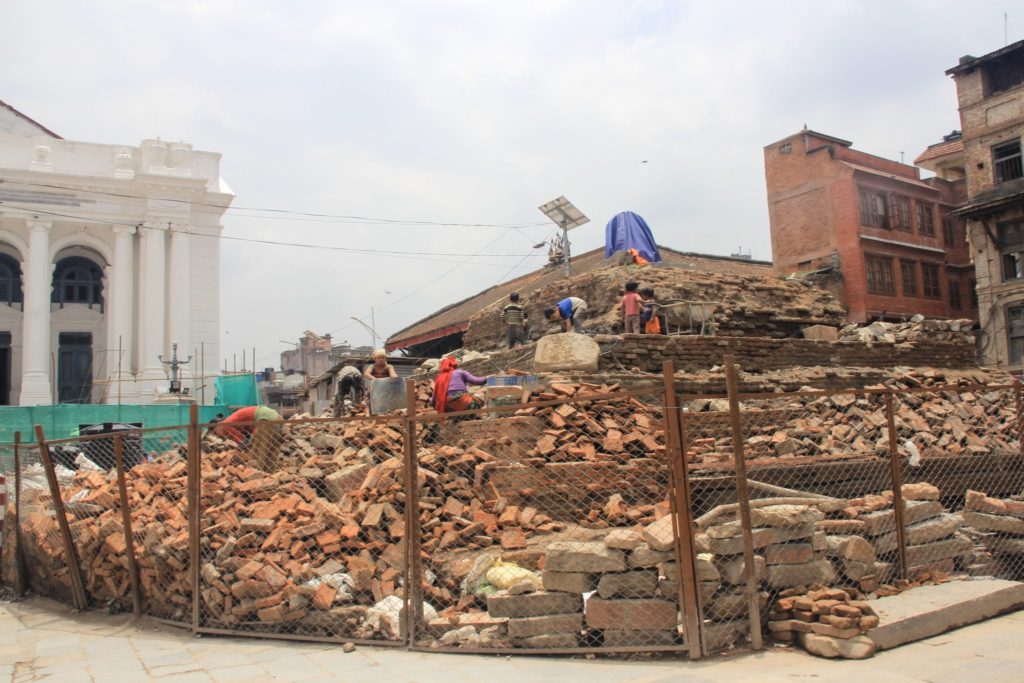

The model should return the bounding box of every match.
[597,570,659,599]
[750,505,825,527]
[601,629,679,648]
[825,535,875,564]
[861,501,942,536]
[544,541,627,573]
[507,613,582,638]
[802,325,838,341]
[541,571,596,594]
[704,620,750,651]
[585,597,678,631]
[964,511,1024,536]
[798,632,876,659]
[767,559,837,589]
[810,622,861,639]
[533,333,600,373]
[706,589,768,621]
[964,489,1009,516]
[641,515,676,552]
[605,529,643,550]
[904,534,972,567]
[718,554,767,585]
[901,482,940,501]
[513,633,578,648]
[766,542,814,565]
[708,527,775,555]
[487,591,582,618]
[873,514,961,554]
[664,558,720,583]
[628,544,674,568]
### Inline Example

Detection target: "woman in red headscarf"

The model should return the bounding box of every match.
[431,357,488,413]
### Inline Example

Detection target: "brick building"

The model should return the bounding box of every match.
[944,40,1024,370]
[764,129,975,323]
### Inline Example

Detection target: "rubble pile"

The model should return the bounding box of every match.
[685,369,1017,463]
[462,266,847,352]
[838,317,973,344]
[768,586,879,659]
[962,489,1024,570]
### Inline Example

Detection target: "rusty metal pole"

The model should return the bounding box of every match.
[113,435,143,617]
[34,425,88,610]
[661,361,704,659]
[13,431,28,595]
[188,402,201,632]
[403,379,424,648]
[723,356,763,650]
[1015,379,1023,455]
[884,393,910,580]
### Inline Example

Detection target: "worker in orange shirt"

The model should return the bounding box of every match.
[215,405,284,472]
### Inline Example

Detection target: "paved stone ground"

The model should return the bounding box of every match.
[1,597,1022,682]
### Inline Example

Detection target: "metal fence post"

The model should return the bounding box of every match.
[723,356,763,650]
[188,402,201,633]
[402,379,424,648]
[661,361,704,659]
[1015,378,1023,455]
[113,434,143,617]
[884,392,909,580]
[34,424,88,610]
[13,431,28,595]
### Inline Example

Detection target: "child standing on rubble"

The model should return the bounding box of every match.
[501,292,529,348]
[640,287,663,335]
[622,280,642,334]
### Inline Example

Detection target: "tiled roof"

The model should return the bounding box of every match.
[914,139,964,165]
[385,245,772,350]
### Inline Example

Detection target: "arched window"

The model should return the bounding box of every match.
[52,256,103,308]
[0,253,22,306]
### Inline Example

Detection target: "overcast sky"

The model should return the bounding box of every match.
[1,1,1019,369]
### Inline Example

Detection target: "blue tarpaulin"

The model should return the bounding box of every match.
[604,211,661,263]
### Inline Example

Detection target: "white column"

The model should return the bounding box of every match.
[167,223,191,357]
[136,220,167,399]
[18,219,53,405]
[106,225,137,403]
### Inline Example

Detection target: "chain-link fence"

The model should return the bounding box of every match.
[195,413,410,646]
[408,385,696,655]
[2,365,1022,660]
[680,371,1024,654]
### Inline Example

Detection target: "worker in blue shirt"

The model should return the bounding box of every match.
[544,296,588,333]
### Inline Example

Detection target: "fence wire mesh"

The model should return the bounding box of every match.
[410,386,692,654]
[12,442,76,604]
[3,375,1023,659]
[889,385,1024,584]
[197,414,409,644]
[29,427,192,619]
[1,442,18,590]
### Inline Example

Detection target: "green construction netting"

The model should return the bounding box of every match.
[0,403,230,444]
[215,373,259,406]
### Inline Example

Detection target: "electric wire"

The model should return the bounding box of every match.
[0,178,548,229]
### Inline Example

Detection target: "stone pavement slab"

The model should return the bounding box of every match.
[1,597,1022,682]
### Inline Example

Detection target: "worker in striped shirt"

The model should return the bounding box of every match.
[501,292,529,348]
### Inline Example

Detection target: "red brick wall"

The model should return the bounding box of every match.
[765,131,978,323]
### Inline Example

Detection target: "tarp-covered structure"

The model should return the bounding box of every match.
[604,211,661,263]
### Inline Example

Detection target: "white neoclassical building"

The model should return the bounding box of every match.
[0,101,233,405]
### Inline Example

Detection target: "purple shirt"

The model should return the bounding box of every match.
[431,369,487,405]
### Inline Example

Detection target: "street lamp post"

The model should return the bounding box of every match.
[350,310,380,349]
